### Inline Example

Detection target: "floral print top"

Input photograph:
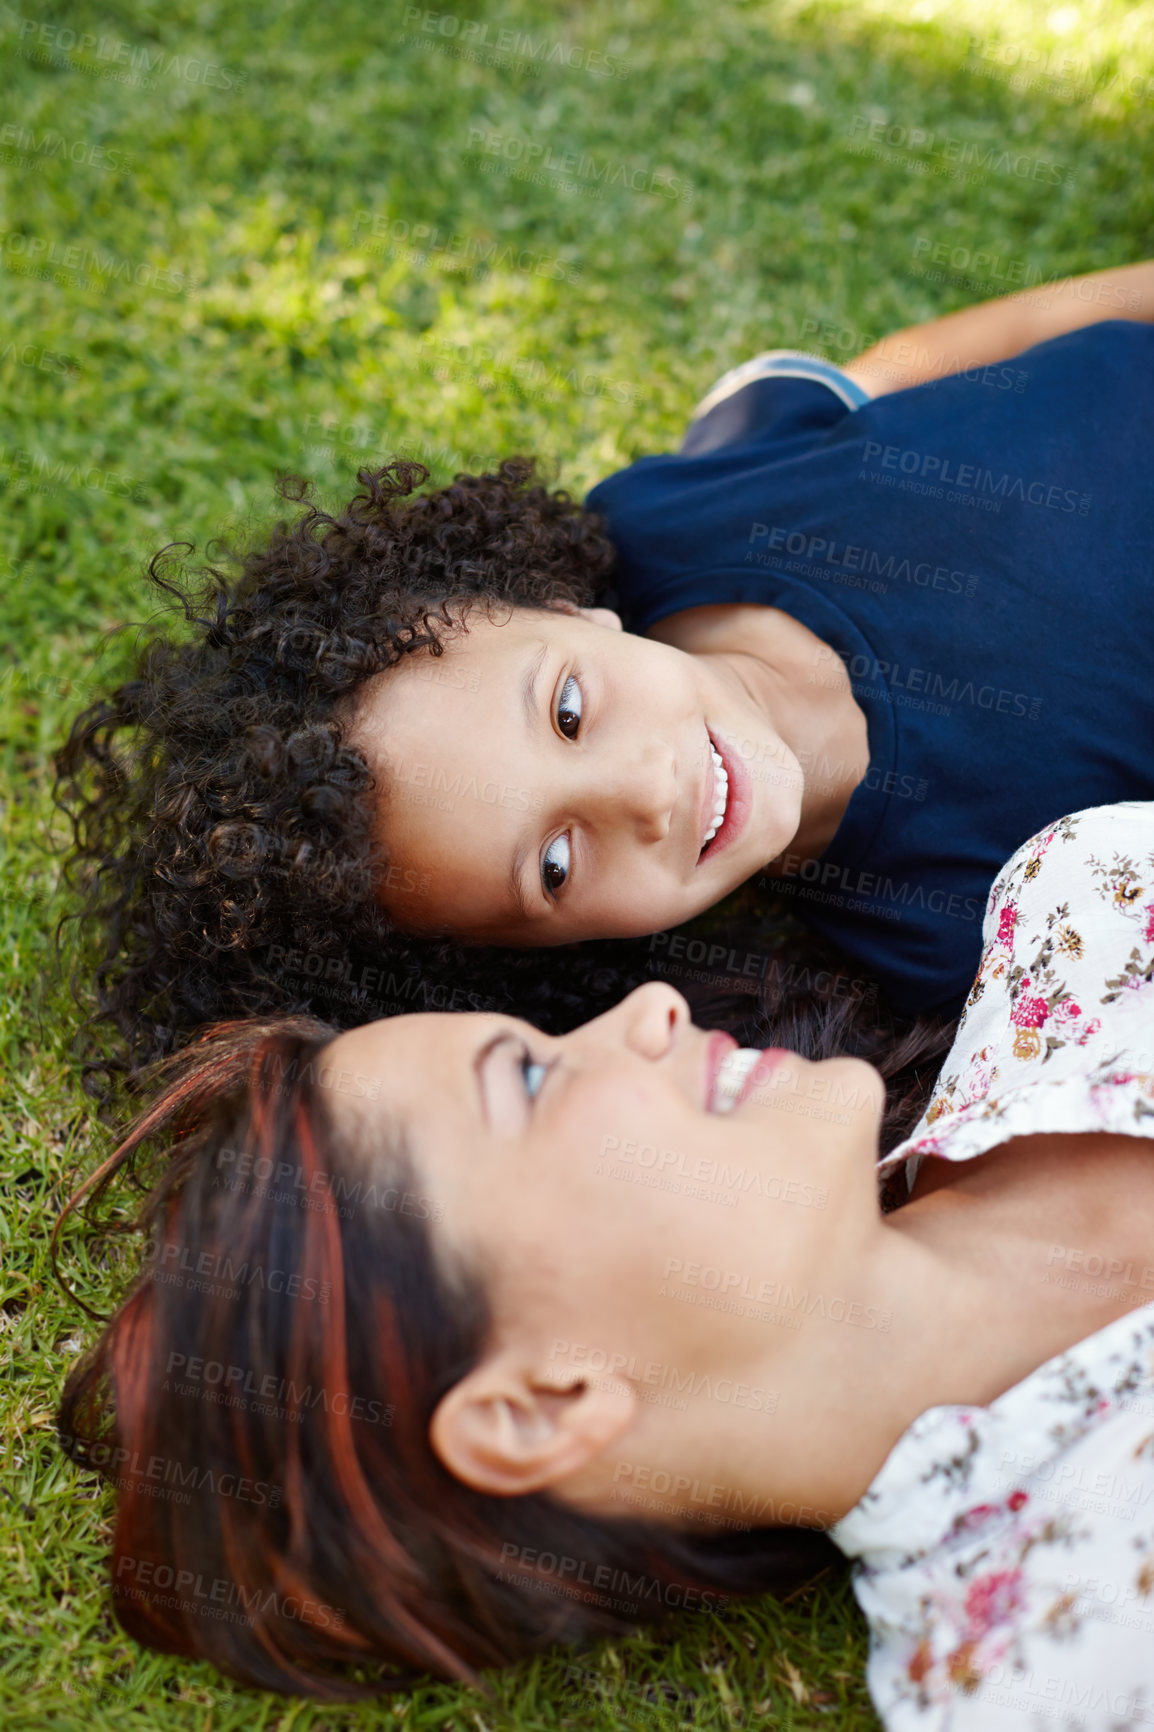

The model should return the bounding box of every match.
[832,803,1154,1730]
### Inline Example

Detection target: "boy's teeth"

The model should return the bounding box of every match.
[712,1048,762,1114]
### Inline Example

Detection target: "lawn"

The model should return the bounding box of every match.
[1,0,1151,1724]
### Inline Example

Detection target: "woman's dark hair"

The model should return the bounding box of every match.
[55,456,953,1123]
[57,1020,840,1700]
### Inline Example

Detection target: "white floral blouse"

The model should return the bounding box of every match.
[832,802,1154,1730]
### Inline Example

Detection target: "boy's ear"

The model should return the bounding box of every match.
[577,605,624,632]
[430,1349,634,1497]
[548,600,624,632]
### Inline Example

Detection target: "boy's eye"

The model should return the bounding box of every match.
[541,833,570,895]
[557,675,582,739]
[520,1052,548,1100]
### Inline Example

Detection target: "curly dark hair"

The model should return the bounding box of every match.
[57,456,952,1136]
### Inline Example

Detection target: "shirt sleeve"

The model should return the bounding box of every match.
[679,350,870,457]
[854,1398,1154,1732]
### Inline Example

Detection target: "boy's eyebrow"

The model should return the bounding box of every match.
[506,843,533,922]
[508,639,549,921]
[521,640,549,732]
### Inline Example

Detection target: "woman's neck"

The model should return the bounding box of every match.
[603,1131,1154,1531]
[747,1129,1154,1519]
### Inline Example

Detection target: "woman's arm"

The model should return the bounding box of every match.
[842,259,1154,398]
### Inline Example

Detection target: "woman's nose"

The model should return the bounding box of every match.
[569,983,691,1062]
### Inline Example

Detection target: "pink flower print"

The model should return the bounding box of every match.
[1011,993,1050,1029]
[1051,999,1083,1025]
[1144,903,1154,945]
[964,1569,1024,1640]
[958,1503,1000,1532]
[996,905,1017,947]
[1006,1489,1028,1512]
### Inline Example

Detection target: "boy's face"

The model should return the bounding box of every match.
[348,606,804,945]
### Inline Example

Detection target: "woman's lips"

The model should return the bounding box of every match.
[698,731,751,865]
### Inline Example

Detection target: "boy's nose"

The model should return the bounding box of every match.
[576,742,677,842]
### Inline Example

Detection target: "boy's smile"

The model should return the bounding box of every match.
[346,604,807,944]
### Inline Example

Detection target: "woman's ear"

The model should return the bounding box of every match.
[430,1349,634,1497]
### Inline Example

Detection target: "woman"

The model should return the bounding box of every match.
[59,800,1154,1723]
[59,263,1154,1085]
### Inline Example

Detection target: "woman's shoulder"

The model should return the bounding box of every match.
[984,802,1154,928]
[975,802,1154,997]
[880,803,1154,1177]
[837,1302,1154,1726]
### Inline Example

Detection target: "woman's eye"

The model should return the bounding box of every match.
[541,833,570,896]
[557,676,582,739]
[520,1052,548,1100]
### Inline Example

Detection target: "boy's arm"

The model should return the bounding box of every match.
[841,260,1154,399]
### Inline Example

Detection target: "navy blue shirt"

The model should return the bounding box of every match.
[587,322,1154,1016]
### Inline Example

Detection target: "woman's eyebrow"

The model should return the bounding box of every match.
[473,1029,512,1127]
[521,639,549,732]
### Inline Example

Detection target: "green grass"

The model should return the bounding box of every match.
[1,0,1151,1722]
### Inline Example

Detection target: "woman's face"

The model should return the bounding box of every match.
[326,985,885,1408]
[346,607,805,944]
